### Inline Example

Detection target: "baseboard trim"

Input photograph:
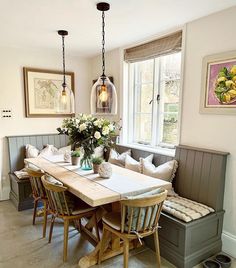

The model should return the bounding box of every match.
[222,231,236,258]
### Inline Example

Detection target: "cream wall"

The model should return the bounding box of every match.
[181,7,236,256]
[90,7,236,257]
[0,46,91,200]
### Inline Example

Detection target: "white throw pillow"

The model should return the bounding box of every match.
[58,145,71,154]
[39,144,58,157]
[125,154,153,173]
[108,149,131,167]
[25,144,39,158]
[141,159,178,182]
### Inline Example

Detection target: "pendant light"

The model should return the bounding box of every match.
[91,2,117,115]
[58,30,75,114]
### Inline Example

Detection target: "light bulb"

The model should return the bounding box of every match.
[61,89,67,104]
[99,85,108,102]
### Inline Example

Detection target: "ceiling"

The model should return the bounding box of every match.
[1,0,236,57]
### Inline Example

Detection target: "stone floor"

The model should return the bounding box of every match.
[0,200,235,268]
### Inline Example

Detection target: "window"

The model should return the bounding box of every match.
[127,51,181,148]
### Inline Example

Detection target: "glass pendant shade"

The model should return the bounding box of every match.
[56,86,75,114]
[91,76,117,115]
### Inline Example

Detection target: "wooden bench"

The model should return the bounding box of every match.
[114,144,228,268]
[7,134,68,211]
[7,134,228,267]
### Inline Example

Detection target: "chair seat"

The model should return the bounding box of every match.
[71,199,96,215]
[102,212,121,231]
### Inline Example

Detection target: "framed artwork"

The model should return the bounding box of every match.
[92,76,114,114]
[23,67,75,117]
[200,51,236,114]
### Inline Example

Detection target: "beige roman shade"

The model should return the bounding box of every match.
[124,30,182,63]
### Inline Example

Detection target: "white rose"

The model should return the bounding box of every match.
[94,131,101,139]
[109,124,114,131]
[94,120,99,126]
[79,123,87,132]
[102,126,110,135]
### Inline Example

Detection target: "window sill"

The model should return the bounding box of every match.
[117,142,176,157]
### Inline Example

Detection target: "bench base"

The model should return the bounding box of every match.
[9,173,34,211]
[145,211,224,268]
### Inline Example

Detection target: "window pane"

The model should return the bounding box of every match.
[135,59,154,84]
[134,114,152,144]
[135,84,153,113]
[159,52,181,145]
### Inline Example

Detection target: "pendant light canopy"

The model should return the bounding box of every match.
[91,2,117,115]
[58,30,75,114]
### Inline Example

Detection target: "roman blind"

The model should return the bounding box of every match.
[124,30,182,63]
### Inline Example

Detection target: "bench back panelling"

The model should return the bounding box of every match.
[174,145,228,212]
[115,145,174,166]
[115,144,228,212]
[7,134,69,172]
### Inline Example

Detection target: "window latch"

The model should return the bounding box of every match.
[156,94,160,103]
[149,99,153,105]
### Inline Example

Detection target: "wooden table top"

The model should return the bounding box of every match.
[25,157,171,207]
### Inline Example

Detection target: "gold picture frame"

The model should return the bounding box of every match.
[23,67,75,117]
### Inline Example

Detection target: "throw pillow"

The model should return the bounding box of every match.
[25,144,39,158]
[108,149,131,167]
[141,159,178,182]
[125,154,153,173]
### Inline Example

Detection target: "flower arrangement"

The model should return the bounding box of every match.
[215,65,236,104]
[57,114,119,169]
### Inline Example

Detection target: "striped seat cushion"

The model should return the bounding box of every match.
[162,196,214,222]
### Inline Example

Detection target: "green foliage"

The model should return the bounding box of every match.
[71,151,80,157]
[57,114,121,157]
[91,157,103,165]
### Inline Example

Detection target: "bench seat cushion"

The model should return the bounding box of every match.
[162,196,214,222]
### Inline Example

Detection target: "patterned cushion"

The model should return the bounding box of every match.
[162,196,214,222]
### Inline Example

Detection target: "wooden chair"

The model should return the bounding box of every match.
[41,176,100,262]
[26,168,48,238]
[98,189,168,268]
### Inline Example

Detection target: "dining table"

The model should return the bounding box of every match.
[25,155,172,267]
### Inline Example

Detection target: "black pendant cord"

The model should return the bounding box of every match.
[101,10,106,82]
[62,35,66,89]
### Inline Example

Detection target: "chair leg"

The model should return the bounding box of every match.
[48,214,55,243]
[123,239,129,268]
[153,230,161,268]
[42,200,47,238]
[32,199,38,225]
[98,227,110,264]
[63,219,69,262]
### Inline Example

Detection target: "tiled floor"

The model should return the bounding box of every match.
[0,201,235,268]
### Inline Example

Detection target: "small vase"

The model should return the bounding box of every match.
[93,164,100,174]
[71,156,80,166]
[81,156,92,170]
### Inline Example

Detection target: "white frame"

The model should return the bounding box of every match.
[200,50,236,115]
[120,26,185,152]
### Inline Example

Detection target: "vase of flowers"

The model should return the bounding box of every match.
[57,114,119,170]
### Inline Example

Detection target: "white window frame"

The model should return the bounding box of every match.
[120,27,185,156]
